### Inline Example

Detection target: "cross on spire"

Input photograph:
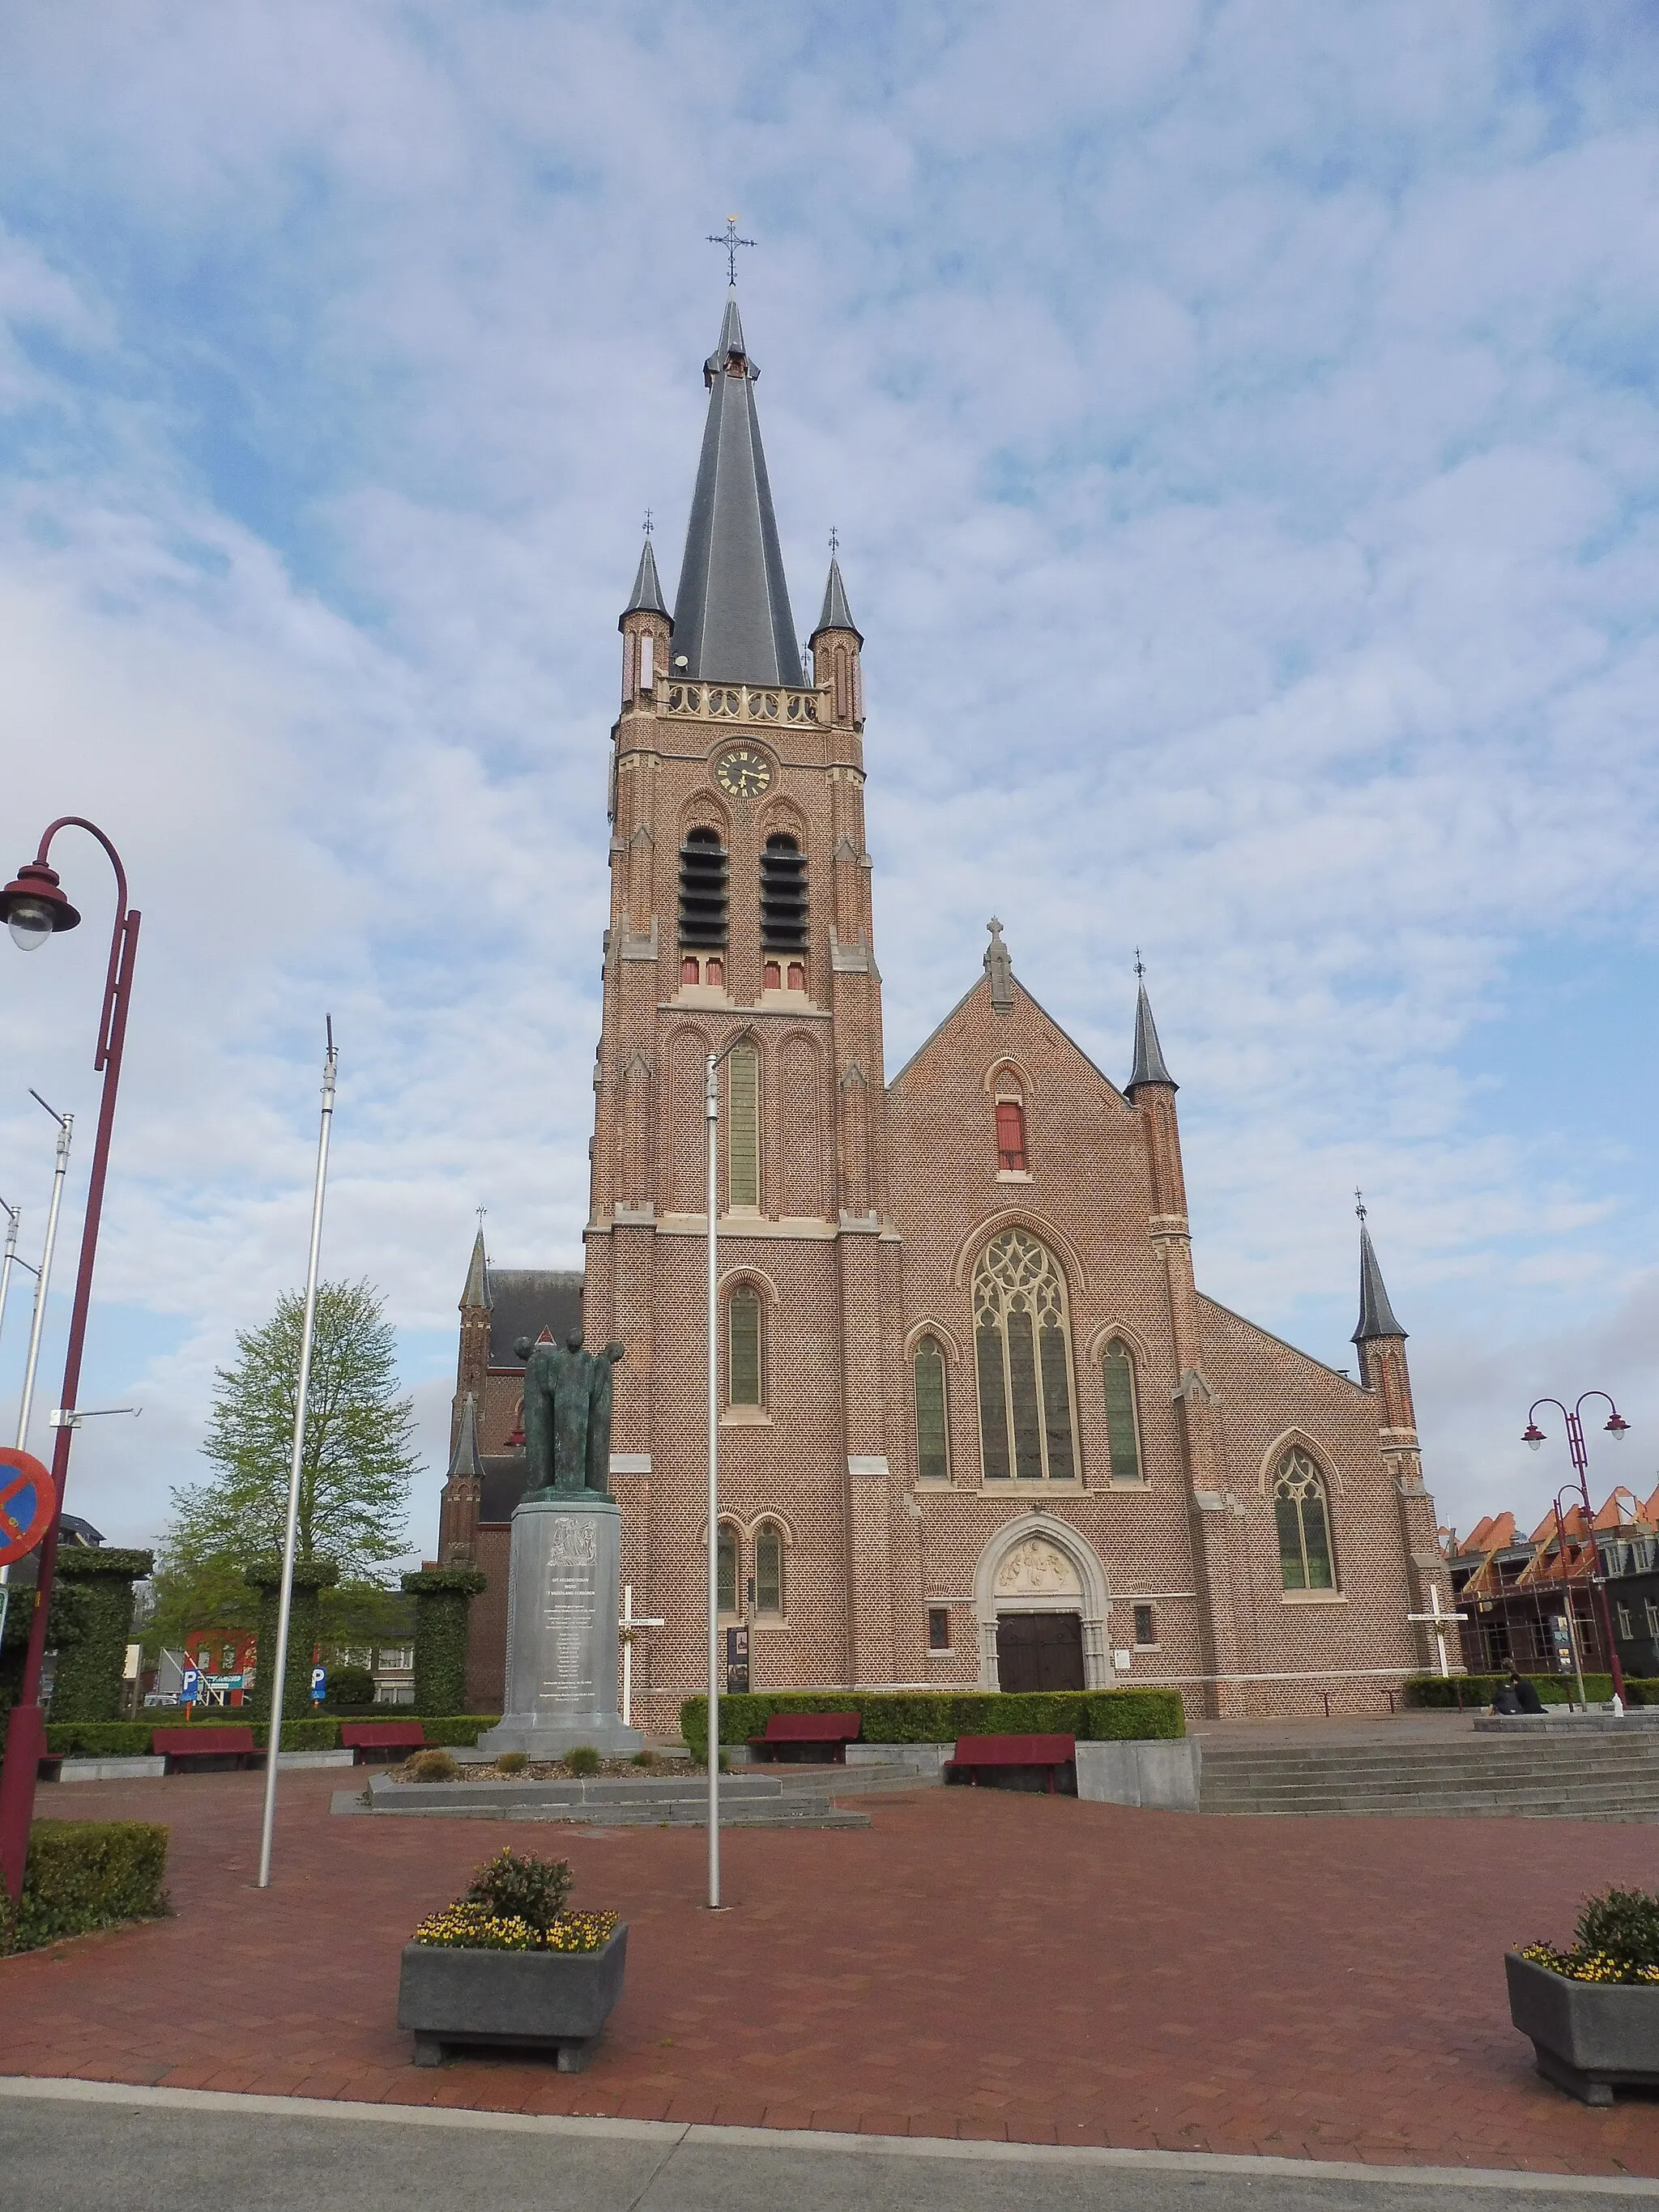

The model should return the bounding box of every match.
[642,509,653,536]
[706,215,755,286]
[1354,1187,1367,1221]
[1133,946,1145,979]
[829,525,839,556]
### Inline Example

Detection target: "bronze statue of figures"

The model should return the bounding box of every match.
[514,1330,625,1499]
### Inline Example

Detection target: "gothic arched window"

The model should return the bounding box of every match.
[727,1042,760,1208]
[717,1523,740,1616]
[912,1336,950,1484]
[1102,1338,1143,1483]
[760,833,808,953]
[1275,1449,1336,1591]
[973,1230,1077,1482]
[679,826,728,949]
[754,1524,784,1616]
[727,1283,764,1407]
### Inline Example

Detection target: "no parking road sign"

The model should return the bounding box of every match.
[0,1447,56,1568]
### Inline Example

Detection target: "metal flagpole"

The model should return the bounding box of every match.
[706,1047,721,1907]
[16,1098,72,1451]
[257,1021,338,1891]
[0,1102,71,1647]
[0,1198,19,1366]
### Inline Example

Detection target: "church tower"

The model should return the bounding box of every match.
[584,286,902,1718]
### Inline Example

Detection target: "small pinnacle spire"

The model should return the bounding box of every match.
[983,917,1015,1012]
[1126,973,1175,1092]
[812,552,862,642]
[460,1225,491,1311]
[446,1392,484,1481]
[621,533,669,624]
[1353,1213,1406,1343]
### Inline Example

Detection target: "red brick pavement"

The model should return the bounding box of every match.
[2,1770,1657,2172]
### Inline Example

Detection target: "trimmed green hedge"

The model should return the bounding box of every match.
[1404,1673,1659,1709]
[403,1567,486,1717]
[1,1819,168,1954]
[44,1714,502,1757]
[245,1557,339,1724]
[679,1688,1184,1761]
[49,1549,155,1723]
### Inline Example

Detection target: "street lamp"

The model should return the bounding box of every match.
[1523,1392,1629,1707]
[0,819,140,1902]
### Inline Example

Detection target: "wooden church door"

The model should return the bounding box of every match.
[996,1611,1085,1693]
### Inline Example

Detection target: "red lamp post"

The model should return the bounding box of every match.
[0,819,139,1902]
[1524,1393,1630,1707]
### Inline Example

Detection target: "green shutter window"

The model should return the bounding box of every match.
[913,1338,949,1483]
[728,1285,763,1407]
[1102,1340,1142,1482]
[972,1230,1077,1483]
[755,1525,784,1615]
[1275,1450,1337,1591]
[728,1042,760,1208]
[717,1525,739,1616]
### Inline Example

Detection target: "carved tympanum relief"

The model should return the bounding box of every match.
[994,1539,1081,1598]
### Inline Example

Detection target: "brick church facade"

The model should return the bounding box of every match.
[437,284,1453,1728]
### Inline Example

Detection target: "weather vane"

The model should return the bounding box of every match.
[829,525,839,556]
[706,215,755,286]
[1354,1187,1367,1221]
[1133,947,1145,979]
[642,508,653,536]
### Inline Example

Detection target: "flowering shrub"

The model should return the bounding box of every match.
[1520,1886,1659,1984]
[409,1848,616,1954]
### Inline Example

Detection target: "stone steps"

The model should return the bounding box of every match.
[1199,1736,1659,1819]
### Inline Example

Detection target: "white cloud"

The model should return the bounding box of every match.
[1,0,1657,1561]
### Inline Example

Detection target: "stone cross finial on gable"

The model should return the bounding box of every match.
[984,917,1014,1012]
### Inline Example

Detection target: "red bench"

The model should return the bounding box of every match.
[944,1733,1076,1794]
[747,1711,863,1764]
[340,1719,430,1763]
[151,1726,262,1775]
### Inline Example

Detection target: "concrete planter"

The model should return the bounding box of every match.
[397,1925,628,2072]
[1506,1951,1659,2105]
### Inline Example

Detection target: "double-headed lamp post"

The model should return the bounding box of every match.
[0,820,140,1901]
[1523,1392,1630,1707]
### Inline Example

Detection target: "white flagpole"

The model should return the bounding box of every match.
[257,1021,338,1890]
[706,1047,721,1908]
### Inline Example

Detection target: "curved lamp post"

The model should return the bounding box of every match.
[0,819,139,1901]
[1524,1392,1630,1707]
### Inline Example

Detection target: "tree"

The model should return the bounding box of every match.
[168,1278,418,1583]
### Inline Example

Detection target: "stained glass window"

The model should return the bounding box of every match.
[728,1285,763,1406]
[1275,1450,1336,1590]
[755,1525,784,1615]
[1102,1339,1142,1482]
[913,1337,949,1482]
[728,1042,760,1207]
[717,1524,739,1616]
[973,1230,1077,1483]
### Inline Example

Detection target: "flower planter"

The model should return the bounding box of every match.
[1506,1951,1659,2105]
[396,1925,628,2072]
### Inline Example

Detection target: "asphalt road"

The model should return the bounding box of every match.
[2,2085,1656,2212]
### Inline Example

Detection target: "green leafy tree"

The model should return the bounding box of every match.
[168,1279,418,1583]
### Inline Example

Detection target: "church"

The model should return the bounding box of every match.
[437,283,1452,1728]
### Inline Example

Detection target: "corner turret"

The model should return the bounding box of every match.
[810,550,864,727]
[620,531,672,705]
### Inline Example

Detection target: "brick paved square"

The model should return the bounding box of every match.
[2,1770,1657,2174]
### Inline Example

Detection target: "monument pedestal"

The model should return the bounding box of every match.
[478,1495,642,1761]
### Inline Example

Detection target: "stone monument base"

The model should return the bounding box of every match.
[476,1494,642,1763]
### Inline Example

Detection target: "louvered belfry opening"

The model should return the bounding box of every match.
[679,826,729,948]
[760,833,808,952]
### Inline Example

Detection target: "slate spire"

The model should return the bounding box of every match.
[1352,1207,1406,1343]
[813,553,861,643]
[672,288,800,686]
[621,535,668,623]
[446,1392,485,1482]
[460,1226,491,1311]
[1126,982,1175,1092]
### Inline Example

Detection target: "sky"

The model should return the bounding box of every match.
[1,1,1657,1569]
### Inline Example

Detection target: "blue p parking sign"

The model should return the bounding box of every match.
[180,1667,200,1705]
[310,1666,326,1703]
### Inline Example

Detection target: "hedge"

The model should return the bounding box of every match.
[402,1567,487,1717]
[0,1819,168,1955]
[679,1688,1185,1761]
[1404,1673,1659,1709]
[44,1714,502,1757]
[245,1558,339,1724]
[48,1549,155,1723]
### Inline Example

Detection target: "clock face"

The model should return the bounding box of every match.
[714,746,773,799]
